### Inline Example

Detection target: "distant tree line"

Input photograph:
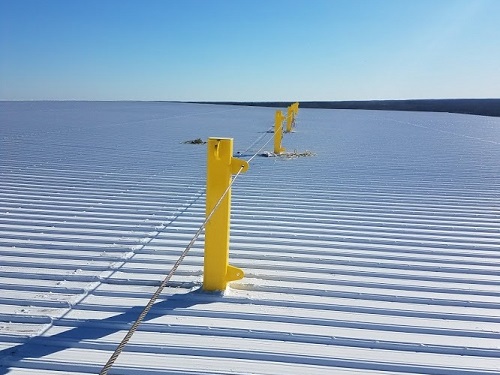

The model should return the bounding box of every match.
[194,99,500,117]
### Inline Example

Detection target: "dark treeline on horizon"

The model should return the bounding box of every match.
[194,99,500,117]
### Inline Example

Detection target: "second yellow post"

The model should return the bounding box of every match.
[274,110,285,154]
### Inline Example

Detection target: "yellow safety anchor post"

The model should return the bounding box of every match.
[293,102,299,126]
[285,106,294,133]
[274,110,286,154]
[203,137,249,291]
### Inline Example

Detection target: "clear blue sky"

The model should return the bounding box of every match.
[1,0,499,101]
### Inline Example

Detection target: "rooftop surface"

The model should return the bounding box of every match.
[0,102,499,374]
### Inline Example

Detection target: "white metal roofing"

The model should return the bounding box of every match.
[1,102,499,374]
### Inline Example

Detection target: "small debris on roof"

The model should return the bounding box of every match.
[182,138,206,144]
[260,150,315,158]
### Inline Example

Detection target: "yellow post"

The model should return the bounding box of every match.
[285,106,293,133]
[292,102,299,127]
[274,110,285,154]
[203,138,248,292]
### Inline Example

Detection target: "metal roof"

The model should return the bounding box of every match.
[1,102,499,374]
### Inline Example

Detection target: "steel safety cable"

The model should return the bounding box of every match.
[240,124,274,155]
[100,115,289,373]
[99,165,245,375]
[246,132,275,163]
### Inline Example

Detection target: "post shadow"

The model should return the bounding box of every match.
[0,288,220,374]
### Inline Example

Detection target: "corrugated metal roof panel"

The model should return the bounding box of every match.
[1,102,499,374]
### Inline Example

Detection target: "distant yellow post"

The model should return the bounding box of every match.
[203,138,248,292]
[285,106,293,133]
[293,102,299,129]
[274,110,285,154]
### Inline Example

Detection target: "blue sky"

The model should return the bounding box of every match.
[1,0,499,101]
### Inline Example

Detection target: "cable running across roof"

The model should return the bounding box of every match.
[240,124,274,156]
[99,122,285,374]
[247,132,275,163]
